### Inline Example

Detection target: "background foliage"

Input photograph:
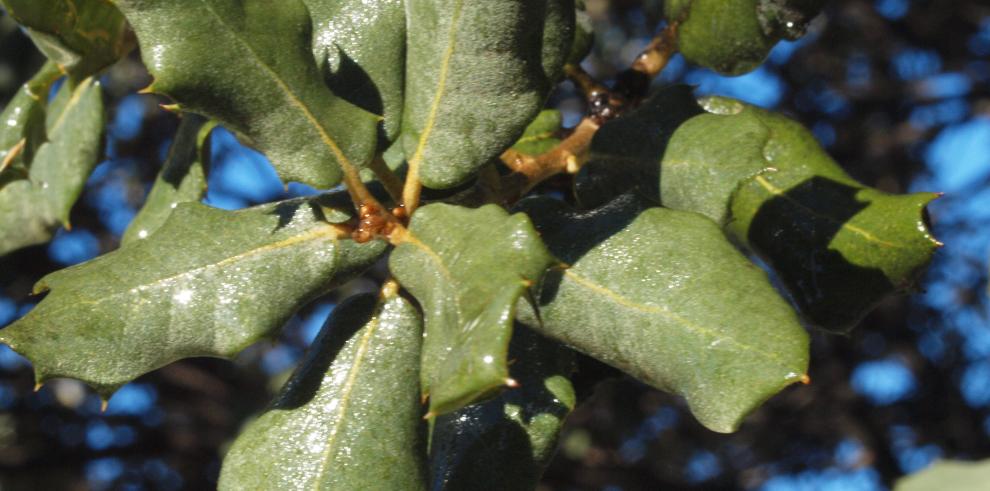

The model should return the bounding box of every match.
[0,0,989,489]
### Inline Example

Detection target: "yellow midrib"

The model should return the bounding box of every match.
[20,222,347,321]
[752,175,901,249]
[47,78,94,137]
[562,269,798,370]
[405,0,465,182]
[195,0,365,186]
[311,313,380,490]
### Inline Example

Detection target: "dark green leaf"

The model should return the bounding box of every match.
[666,0,821,75]
[511,109,562,156]
[659,96,774,225]
[0,62,59,186]
[430,326,575,491]
[402,0,574,189]
[0,196,387,397]
[0,76,104,256]
[567,5,594,66]
[116,0,379,188]
[219,292,428,491]
[542,0,576,83]
[304,0,406,145]
[517,195,809,433]
[0,0,134,80]
[122,114,215,245]
[389,204,555,416]
[757,0,827,40]
[575,84,703,208]
[661,97,941,332]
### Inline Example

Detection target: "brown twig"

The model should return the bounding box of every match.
[494,23,679,204]
[499,118,600,202]
[366,155,404,204]
[615,22,679,100]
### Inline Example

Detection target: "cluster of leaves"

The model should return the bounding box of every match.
[0,0,941,488]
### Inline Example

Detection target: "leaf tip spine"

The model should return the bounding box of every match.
[505,378,520,388]
[800,374,811,385]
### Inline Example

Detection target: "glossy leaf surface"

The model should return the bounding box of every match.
[662,97,940,332]
[389,204,554,416]
[219,293,427,491]
[0,76,104,256]
[0,0,133,79]
[116,0,379,188]
[304,0,406,145]
[0,196,387,396]
[517,195,809,432]
[575,85,702,208]
[0,63,58,185]
[660,96,776,225]
[122,114,215,245]
[430,326,574,491]
[402,0,574,188]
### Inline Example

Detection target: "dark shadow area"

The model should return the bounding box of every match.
[430,326,568,490]
[267,198,306,231]
[323,48,383,132]
[160,115,209,189]
[744,176,895,332]
[273,294,376,410]
[576,84,703,209]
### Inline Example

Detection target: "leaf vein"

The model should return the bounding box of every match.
[312,314,380,490]
[562,269,795,368]
[753,175,901,249]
